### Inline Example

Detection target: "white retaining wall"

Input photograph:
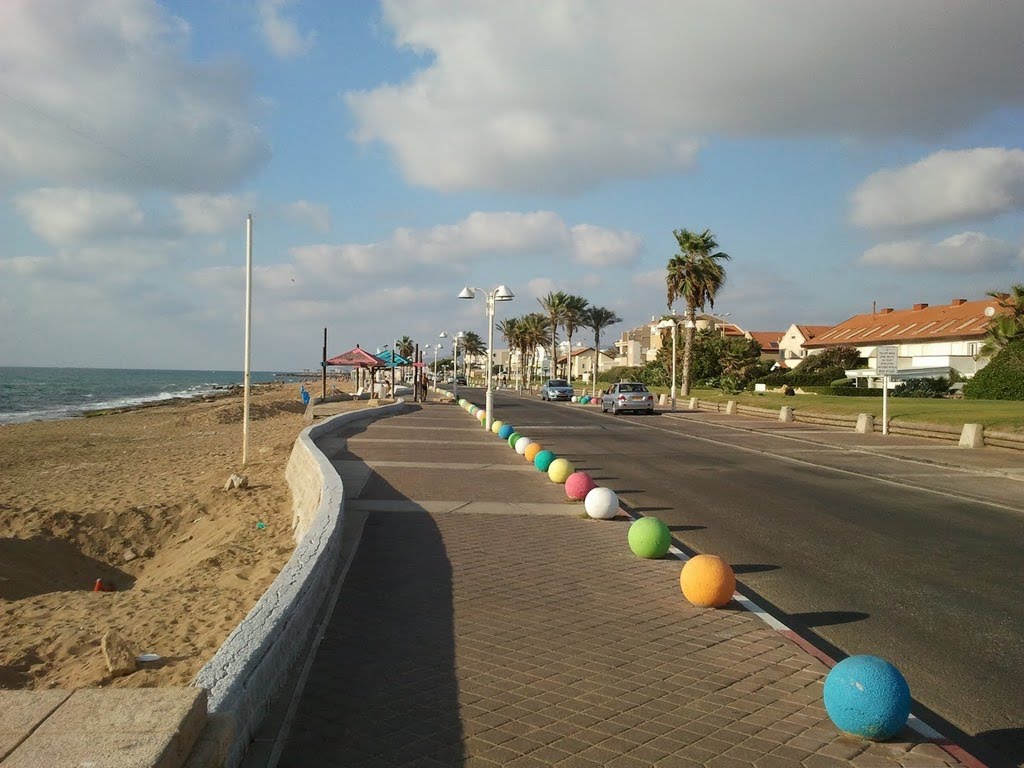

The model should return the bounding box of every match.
[192,401,405,768]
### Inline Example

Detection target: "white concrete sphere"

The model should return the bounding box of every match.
[584,487,619,520]
[514,437,533,455]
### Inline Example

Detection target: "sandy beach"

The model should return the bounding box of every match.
[0,381,345,691]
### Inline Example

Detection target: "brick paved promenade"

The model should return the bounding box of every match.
[275,402,965,768]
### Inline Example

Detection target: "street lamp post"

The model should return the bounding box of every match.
[458,285,514,430]
[431,343,442,388]
[439,330,464,400]
[657,318,678,411]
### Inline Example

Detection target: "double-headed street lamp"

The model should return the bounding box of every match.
[439,330,465,400]
[458,284,514,430]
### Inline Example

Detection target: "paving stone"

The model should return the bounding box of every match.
[274,405,968,768]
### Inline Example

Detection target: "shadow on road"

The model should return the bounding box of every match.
[786,610,869,628]
[731,563,780,575]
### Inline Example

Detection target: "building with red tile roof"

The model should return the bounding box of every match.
[802,297,1005,385]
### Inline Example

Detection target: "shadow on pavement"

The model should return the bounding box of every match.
[731,562,781,575]
[276,473,462,768]
[786,609,869,628]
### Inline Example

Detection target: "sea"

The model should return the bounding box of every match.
[0,367,299,425]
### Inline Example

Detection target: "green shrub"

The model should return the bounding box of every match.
[892,377,949,398]
[820,386,884,397]
[964,340,1024,400]
[597,365,643,384]
[830,377,854,387]
[756,372,845,386]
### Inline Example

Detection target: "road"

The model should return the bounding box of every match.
[474,388,1024,767]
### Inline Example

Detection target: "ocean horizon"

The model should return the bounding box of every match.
[0,366,301,425]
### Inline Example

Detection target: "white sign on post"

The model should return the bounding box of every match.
[876,345,898,435]
[876,345,898,375]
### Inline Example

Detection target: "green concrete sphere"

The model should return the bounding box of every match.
[507,431,522,448]
[627,517,672,559]
[533,449,556,472]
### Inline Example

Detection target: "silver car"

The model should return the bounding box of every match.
[601,381,656,414]
[540,379,575,401]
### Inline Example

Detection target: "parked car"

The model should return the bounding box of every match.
[601,382,655,414]
[455,374,467,386]
[540,379,575,401]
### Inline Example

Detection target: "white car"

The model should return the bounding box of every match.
[601,382,655,415]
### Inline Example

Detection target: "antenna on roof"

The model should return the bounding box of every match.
[872,300,876,315]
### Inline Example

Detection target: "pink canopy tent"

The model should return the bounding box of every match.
[325,345,387,396]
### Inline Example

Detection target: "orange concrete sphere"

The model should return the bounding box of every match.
[679,555,736,608]
[524,442,543,462]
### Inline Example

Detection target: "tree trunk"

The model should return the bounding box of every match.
[592,330,601,397]
[681,307,697,396]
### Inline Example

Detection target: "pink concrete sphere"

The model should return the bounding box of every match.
[564,471,598,501]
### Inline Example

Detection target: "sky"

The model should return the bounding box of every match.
[1,0,1023,371]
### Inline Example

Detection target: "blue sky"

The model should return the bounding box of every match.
[1,0,1023,370]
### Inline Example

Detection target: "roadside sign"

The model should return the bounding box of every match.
[877,345,898,376]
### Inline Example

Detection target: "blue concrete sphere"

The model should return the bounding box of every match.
[498,424,514,440]
[823,655,910,741]
[580,395,591,404]
[533,449,556,472]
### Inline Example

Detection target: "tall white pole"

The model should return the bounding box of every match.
[485,292,495,430]
[670,324,677,412]
[882,374,889,436]
[242,214,253,465]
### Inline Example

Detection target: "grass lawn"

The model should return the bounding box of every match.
[646,386,1024,433]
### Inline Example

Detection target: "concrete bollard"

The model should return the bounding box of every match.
[689,397,699,410]
[725,400,737,415]
[855,413,874,434]
[779,406,794,422]
[959,423,984,448]
[659,393,668,405]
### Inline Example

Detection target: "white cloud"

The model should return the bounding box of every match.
[527,277,557,298]
[0,0,269,190]
[287,211,641,277]
[14,187,144,245]
[851,148,1024,230]
[257,0,314,58]
[859,232,1019,272]
[283,200,331,234]
[348,1,1024,194]
[631,269,665,289]
[174,194,252,236]
[570,224,643,267]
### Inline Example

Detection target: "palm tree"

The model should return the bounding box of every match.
[397,336,415,381]
[979,284,1024,359]
[460,331,484,381]
[538,291,569,380]
[585,306,622,396]
[519,313,551,390]
[561,295,590,379]
[497,317,523,388]
[666,228,731,396]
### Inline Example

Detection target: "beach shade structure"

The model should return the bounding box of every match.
[533,449,557,472]
[547,458,575,483]
[565,471,597,501]
[524,443,543,462]
[628,517,672,558]
[584,487,619,519]
[823,655,911,740]
[324,345,388,398]
[491,419,504,434]
[507,431,521,448]
[498,424,514,440]
[515,437,533,455]
[680,554,735,607]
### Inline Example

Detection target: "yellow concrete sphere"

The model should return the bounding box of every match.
[491,419,504,434]
[524,442,543,462]
[680,555,736,608]
[547,458,575,484]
